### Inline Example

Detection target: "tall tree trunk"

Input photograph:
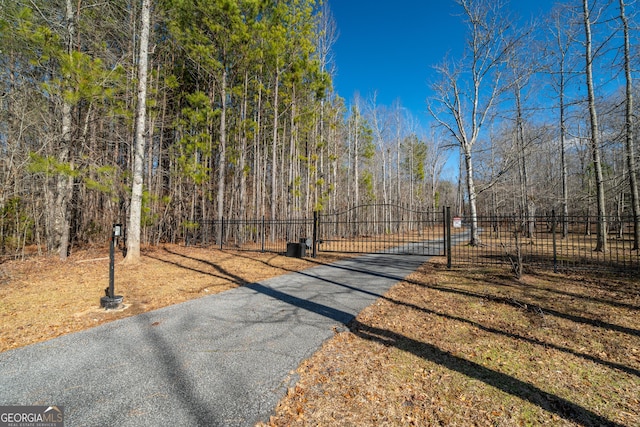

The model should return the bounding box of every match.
[619,0,640,250]
[429,0,514,246]
[354,106,360,207]
[53,0,76,261]
[582,0,607,252]
[550,4,574,238]
[253,79,263,218]
[463,146,480,246]
[514,86,532,237]
[288,86,296,214]
[217,67,227,244]
[239,71,248,223]
[125,0,151,263]
[270,69,280,222]
[395,105,401,204]
[346,112,352,208]
[560,57,569,238]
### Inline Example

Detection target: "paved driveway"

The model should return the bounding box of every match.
[0,251,431,426]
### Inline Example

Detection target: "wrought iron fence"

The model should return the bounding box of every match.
[185,217,313,254]
[449,212,640,274]
[316,204,445,256]
[184,207,639,274]
[185,205,445,256]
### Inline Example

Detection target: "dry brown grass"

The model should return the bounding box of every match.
[0,244,346,353]
[2,245,638,426]
[451,229,640,272]
[262,258,640,426]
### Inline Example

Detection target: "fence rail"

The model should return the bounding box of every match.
[450,212,640,274]
[185,207,639,275]
[317,205,445,255]
[186,217,313,254]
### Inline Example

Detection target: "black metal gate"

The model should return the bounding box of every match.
[186,204,450,259]
[184,207,639,273]
[316,204,446,256]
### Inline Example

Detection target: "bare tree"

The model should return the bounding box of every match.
[367,93,390,206]
[619,0,640,250]
[505,40,538,237]
[547,4,581,238]
[350,97,361,207]
[125,0,151,263]
[582,0,608,252]
[426,127,449,212]
[429,0,517,245]
[394,102,402,203]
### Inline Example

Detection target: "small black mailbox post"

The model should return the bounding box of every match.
[100,224,124,309]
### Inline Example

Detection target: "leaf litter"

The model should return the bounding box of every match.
[1,247,638,426]
[260,259,640,427]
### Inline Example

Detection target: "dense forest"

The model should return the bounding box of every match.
[1,0,639,259]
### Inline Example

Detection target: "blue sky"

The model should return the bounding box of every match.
[327,0,561,125]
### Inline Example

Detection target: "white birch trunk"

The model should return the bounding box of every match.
[125,0,151,263]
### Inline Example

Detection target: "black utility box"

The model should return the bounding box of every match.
[286,242,306,258]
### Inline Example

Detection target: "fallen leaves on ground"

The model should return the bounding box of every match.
[261,260,640,427]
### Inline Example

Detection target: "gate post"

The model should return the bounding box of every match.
[446,207,452,269]
[552,209,558,273]
[312,211,318,258]
[219,217,224,250]
[442,205,447,258]
[261,216,265,253]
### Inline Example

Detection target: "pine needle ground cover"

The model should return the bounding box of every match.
[263,260,640,426]
[0,245,347,352]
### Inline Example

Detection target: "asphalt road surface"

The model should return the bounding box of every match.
[0,250,434,426]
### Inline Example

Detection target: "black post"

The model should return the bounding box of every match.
[312,211,318,258]
[220,217,224,250]
[109,232,115,298]
[261,216,265,253]
[101,224,123,309]
[446,207,452,269]
[552,209,558,273]
[442,205,447,257]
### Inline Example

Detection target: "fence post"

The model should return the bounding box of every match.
[446,206,452,269]
[220,217,224,250]
[442,205,447,257]
[552,209,558,273]
[312,211,318,258]
[261,216,265,253]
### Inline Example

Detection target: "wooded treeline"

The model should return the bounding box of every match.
[429,0,640,250]
[0,0,638,259]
